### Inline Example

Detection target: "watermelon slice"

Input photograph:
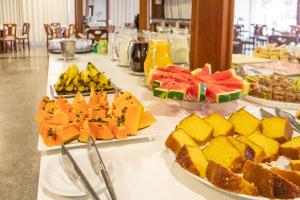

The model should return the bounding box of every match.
[191,63,212,76]
[206,84,242,103]
[210,69,237,81]
[164,65,191,74]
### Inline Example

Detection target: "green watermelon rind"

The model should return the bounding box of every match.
[152,80,163,89]
[153,88,169,98]
[167,89,185,100]
[216,89,242,103]
[198,83,206,102]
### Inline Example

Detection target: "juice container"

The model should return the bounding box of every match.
[144,35,173,78]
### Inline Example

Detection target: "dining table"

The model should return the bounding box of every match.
[36,52,299,200]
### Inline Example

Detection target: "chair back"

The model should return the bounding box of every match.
[22,23,30,36]
[68,24,76,38]
[3,24,17,37]
[44,24,51,36]
[50,23,61,29]
[254,24,268,37]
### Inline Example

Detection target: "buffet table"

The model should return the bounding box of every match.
[36,53,272,200]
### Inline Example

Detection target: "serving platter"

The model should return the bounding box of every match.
[37,119,158,152]
[244,95,300,110]
[49,83,120,99]
[167,105,300,200]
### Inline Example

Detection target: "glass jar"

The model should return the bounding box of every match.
[144,33,173,77]
[117,28,136,66]
[170,29,190,64]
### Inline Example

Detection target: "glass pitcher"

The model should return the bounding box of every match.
[128,32,149,73]
[144,33,173,77]
[117,28,136,66]
[170,28,190,64]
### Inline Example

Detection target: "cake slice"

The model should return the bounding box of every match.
[247,132,280,162]
[176,114,213,144]
[229,108,260,136]
[165,129,198,154]
[290,160,300,172]
[204,113,234,137]
[206,161,258,196]
[203,136,245,172]
[280,136,300,159]
[243,160,300,199]
[176,145,208,178]
[271,167,300,187]
[228,136,255,161]
[237,136,265,163]
[261,117,293,143]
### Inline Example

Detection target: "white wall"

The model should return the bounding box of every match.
[68,0,75,24]
[94,0,106,20]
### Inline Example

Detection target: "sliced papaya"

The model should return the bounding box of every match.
[72,92,88,116]
[39,124,63,146]
[112,124,128,139]
[138,111,157,129]
[112,91,142,110]
[88,121,114,140]
[78,119,96,143]
[58,125,80,143]
[56,96,73,113]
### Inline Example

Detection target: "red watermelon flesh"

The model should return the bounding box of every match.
[148,69,194,86]
[159,81,199,101]
[191,64,212,76]
[164,65,191,74]
[210,69,236,81]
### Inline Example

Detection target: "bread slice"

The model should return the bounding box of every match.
[204,113,234,137]
[271,167,300,187]
[290,160,300,172]
[165,129,198,154]
[280,136,300,160]
[261,117,293,143]
[237,136,265,163]
[206,161,258,196]
[229,108,260,136]
[176,114,213,144]
[247,132,280,162]
[176,145,208,178]
[228,136,255,161]
[203,136,245,173]
[243,160,300,199]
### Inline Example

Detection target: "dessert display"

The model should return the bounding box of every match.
[54,63,114,95]
[147,64,250,103]
[35,90,156,147]
[246,75,300,103]
[165,108,300,199]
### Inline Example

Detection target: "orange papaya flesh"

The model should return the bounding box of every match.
[72,92,88,115]
[111,123,128,139]
[58,125,80,143]
[112,91,142,110]
[138,111,157,130]
[40,125,63,146]
[56,96,73,113]
[78,119,96,143]
[88,120,114,140]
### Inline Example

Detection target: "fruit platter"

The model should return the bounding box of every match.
[51,62,119,98]
[35,90,157,151]
[244,75,300,109]
[146,64,250,103]
[165,106,300,199]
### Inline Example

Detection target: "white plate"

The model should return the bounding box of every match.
[128,70,145,76]
[37,121,158,152]
[244,95,300,110]
[113,61,129,67]
[41,149,115,197]
[167,105,300,200]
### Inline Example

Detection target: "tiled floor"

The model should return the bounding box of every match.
[0,46,48,200]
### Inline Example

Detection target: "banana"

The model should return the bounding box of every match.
[64,84,74,92]
[93,72,109,84]
[59,72,68,83]
[54,79,65,92]
[88,81,97,90]
[81,70,91,84]
[77,84,86,92]
[87,62,99,78]
[72,73,81,87]
[66,64,79,85]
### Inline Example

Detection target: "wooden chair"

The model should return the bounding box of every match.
[254,24,268,46]
[50,23,61,38]
[44,24,57,49]
[67,24,76,38]
[16,23,30,50]
[0,24,17,52]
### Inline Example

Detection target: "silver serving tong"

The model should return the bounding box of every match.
[61,143,100,200]
[88,136,118,200]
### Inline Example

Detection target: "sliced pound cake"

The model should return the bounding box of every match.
[204,113,234,137]
[165,129,198,154]
[228,136,255,161]
[261,117,293,143]
[271,167,300,187]
[247,132,280,162]
[206,161,258,196]
[176,114,213,144]
[229,108,260,136]
[290,160,300,172]
[237,136,265,163]
[203,136,245,173]
[243,161,300,199]
[280,136,300,160]
[176,145,208,178]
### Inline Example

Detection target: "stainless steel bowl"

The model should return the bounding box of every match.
[60,39,76,59]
